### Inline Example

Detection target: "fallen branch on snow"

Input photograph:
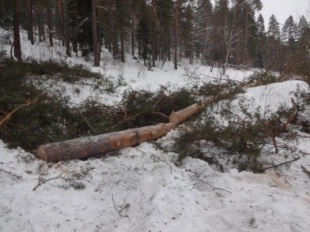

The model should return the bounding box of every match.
[260,157,300,172]
[301,165,310,178]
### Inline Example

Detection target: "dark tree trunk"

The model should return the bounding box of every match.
[37,1,43,42]
[39,0,45,41]
[26,0,34,45]
[47,4,53,46]
[131,15,135,57]
[13,0,22,61]
[57,0,64,45]
[92,0,100,66]
[174,0,180,70]
[63,0,71,57]
[120,29,125,63]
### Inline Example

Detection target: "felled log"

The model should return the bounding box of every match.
[36,97,214,162]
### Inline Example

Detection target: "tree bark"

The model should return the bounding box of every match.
[36,97,214,162]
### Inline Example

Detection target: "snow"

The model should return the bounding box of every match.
[1,30,310,232]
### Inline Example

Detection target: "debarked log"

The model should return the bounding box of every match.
[36,97,214,162]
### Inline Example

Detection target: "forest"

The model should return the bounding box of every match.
[1,0,310,231]
[2,0,309,76]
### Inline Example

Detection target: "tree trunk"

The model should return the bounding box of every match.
[13,0,22,61]
[131,14,135,57]
[92,0,100,66]
[36,97,214,162]
[120,30,125,63]
[63,0,71,57]
[174,0,180,70]
[26,0,34,45]
[47,3,53,47]
[39,0,45,41]
[37,0,43,42]
[57,0,64,45]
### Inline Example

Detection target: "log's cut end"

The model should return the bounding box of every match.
[36,145,47,161]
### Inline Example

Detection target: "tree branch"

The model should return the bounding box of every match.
[260,157,300,172]
[0,94,42,127]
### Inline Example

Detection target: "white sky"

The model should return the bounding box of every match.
[259,0,309,27]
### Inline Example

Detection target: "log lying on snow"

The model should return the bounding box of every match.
[36,97,214,162]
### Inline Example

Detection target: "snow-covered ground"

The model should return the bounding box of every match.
[1,30,310,232]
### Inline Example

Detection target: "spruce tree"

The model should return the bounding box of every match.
[281,15,297,45]
[297,15,309,39]
[268,14,280,39]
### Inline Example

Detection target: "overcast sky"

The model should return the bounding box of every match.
[259,0,309,28]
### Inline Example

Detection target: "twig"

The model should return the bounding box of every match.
[202,182,232,194]
[80,114,96,134]
[32,173,62,191]
[151,112,169,120]
[0,168,22,180]
[151,154,173,174]
[180,180,232,194]
[301,165,310,178]
[260,157,300,172]
[111,194,129,218]
[32,174,89,191]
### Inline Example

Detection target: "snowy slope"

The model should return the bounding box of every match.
[1,139,310,232]
[1,30,310,232]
